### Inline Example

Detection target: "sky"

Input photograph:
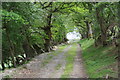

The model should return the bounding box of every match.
[67,31,81,40]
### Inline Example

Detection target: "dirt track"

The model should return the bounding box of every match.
[2,44,87,78]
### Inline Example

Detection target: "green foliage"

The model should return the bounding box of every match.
[2,9,26,65]
[2,10,24,23]
[1,2,119,73]
[80,39,118,78]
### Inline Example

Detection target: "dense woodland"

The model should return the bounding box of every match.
[1,2,120,71]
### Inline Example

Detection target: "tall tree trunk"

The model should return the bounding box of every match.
[88,23,93,38]
[44,27,52,52]
[85,21,93,39]
[44,13,52,52]
[85,21,89,38]
[96,7,107,46]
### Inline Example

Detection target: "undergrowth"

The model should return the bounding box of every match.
[79,39,118,78]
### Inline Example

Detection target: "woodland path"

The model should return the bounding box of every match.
[2,44,87,78]
[70,45,87,78]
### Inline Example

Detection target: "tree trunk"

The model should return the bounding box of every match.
[96,7,107,46]
[44,13,52,52]
[85,21,93,39]
[44,27,52,52]
[101,29,107,46]
[88,23,93,38]
[85,21,89,38]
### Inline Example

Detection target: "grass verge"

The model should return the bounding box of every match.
[61,43,77,78]
[79,39,118,78]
